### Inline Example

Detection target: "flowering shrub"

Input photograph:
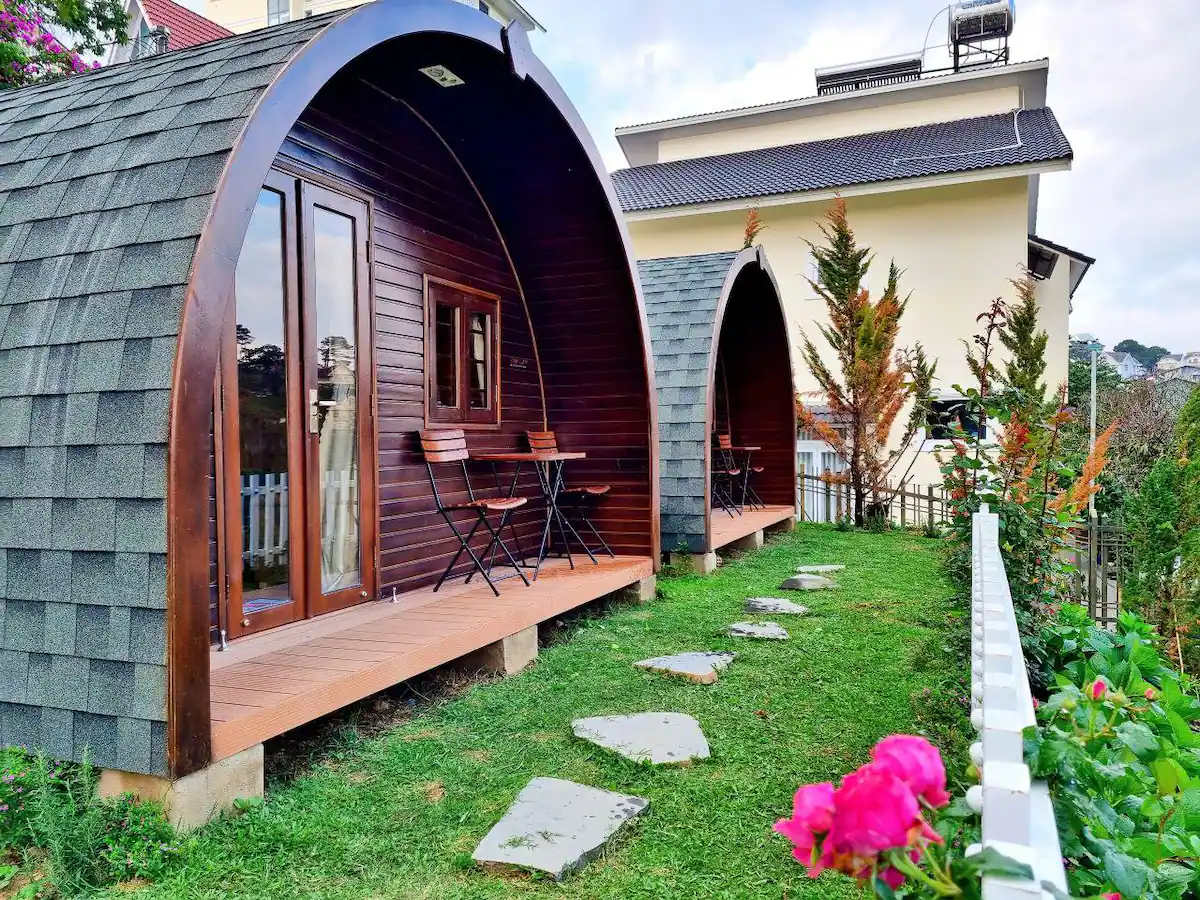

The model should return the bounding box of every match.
[1027,609,1200,899]
[775,735,1032,897]
[1,748,181,894]
[0,2,98,88]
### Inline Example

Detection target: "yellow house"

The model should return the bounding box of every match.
[612,58,1093,488]
[204,0,541,36]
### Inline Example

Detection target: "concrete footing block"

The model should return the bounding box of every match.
[100,743,264,831]
[726,530,764,552]
[669,551,717,575]
[612,574,658,603]
[465,625,539,675]
[765,515,797,534]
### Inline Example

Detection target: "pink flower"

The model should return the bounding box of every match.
[871,735,952,808]
[1101,894,1121,900]
[1144,687,1156,701]
[1089,679,1107,701]
[774,782,835,864]
[828,763,923,856]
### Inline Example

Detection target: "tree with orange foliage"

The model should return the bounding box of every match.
[797,197,935,526]
[742,208,766,249]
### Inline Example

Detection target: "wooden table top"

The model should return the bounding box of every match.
[474,451,587,462]
[723,445,762,452]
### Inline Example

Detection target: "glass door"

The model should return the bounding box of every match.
[300,182,374,617]
[222,171,374,639]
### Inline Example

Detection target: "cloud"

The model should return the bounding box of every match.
[531,0,1200,352]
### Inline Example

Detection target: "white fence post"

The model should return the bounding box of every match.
[969,506,1068,899]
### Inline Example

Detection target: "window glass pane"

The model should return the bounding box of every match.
[235,188,293,616]
[435,303,458,408]
[467,311,490,409]
[313,207,361,594]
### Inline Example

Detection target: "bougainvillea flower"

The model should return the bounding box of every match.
[871,735,952,808]
[1088,679,1107,701]
[774,782,835,863]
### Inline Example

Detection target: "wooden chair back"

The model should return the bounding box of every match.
[526,431,559,454]
[715,433,733,451]
[420,429,469,463]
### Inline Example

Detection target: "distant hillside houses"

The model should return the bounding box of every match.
[1155,353,1200,384]
[1102,351,1146,380]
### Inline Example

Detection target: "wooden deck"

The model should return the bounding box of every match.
[711,503,796,551]
[209,555,655,760]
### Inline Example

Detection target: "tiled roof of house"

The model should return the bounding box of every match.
[612,107,1072,212]
[639,251,737,554]
[142,0,233,51]
[0,14,332,776]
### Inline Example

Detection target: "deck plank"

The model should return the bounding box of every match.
[711,504,795,551]
[210,555,654,759]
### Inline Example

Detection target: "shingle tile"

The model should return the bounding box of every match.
[73,711,118,767]
[128,608,164,663]
[75,605,112,658]
[0,397,32,446]
[131,664,165,719]
[71,552,116,605]
[123,286,184,338]
[0,649,28,702]
[114,499,165,553]
[8,499,52,550]
[27,653,89,710]
[4,599,46,652]
[51,498,117,552]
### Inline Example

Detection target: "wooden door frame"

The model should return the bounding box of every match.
[221,168,308,640]
[298,179,378,617]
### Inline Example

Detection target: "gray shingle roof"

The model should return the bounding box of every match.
[612,107,1072,212]
[0,15,333,775]
[640,251,739,554]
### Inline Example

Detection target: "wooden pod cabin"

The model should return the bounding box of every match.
[639,248,796,572]
[0,0,658,786]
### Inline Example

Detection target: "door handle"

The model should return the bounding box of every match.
[308,390,337,433]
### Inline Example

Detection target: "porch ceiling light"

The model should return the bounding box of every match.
[419,64,465,87]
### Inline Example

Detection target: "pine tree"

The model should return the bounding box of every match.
[798,197,936,526]
[1177,386,1200,460]
[999,270,1049,406]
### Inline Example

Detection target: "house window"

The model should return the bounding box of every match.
[266,0,289,26]
[425,276,500,426]
[926,399,986,441]
[478,1,491,14]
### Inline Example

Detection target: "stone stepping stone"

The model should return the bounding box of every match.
[745,597,808,615]
[633,651,734,685]
[572,712,710,765]
[797,564,844,574]
[473,777,648,880]
[728,622,789,640]
[781,573,836,591]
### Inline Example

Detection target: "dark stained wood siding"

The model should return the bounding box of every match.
[277,73,549,595]
[717,269,796,509]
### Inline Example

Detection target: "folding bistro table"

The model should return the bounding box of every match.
[473,450,595,578]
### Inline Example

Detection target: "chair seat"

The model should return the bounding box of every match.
[447,496,529,512]
[564,484,611,496]
[714,468,742,477]
[749,466,765,474]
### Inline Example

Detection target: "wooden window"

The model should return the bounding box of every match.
[424,276,500,427]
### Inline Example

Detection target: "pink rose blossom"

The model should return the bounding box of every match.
[1101,894,1121,900]
[1089,679,1107,701]
[871,734,952,808]
[1144,687,1156,700]
[774,782,834,864]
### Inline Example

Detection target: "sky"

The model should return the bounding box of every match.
[520,0,1199,354]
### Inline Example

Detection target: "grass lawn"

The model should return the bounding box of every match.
[132,525,964,900]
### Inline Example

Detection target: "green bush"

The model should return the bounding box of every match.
[1028,609,1200,899]
[1,750,180,895]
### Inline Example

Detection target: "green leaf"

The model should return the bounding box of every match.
[1039,882,1073,900]
[1152,758,1189,798]
[953,846,1035,881]
[1178,787,1200,831]
[1166,711,1200,748]
[872,876,898,899]
[1103,849,1151,898]
[1156,862,1195,900]
[1115,721,1159,758]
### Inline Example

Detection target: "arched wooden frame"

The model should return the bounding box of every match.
[167,0,659,777]
[700,246,798,552]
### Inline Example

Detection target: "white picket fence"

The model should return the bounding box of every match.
[968,506,1068,898]
[242,470,358,567]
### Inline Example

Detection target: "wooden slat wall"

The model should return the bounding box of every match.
[208,410,220,644]
[278,76,547,595]
[719,270,796,507]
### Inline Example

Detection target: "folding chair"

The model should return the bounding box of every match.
[711,433,743,517]
[419,429,531,596]
[526,431,614,560]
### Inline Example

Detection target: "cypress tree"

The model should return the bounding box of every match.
[999,271,1049,406]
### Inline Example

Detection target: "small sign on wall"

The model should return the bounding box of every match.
[509,357,531,370]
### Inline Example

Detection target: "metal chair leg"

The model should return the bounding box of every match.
[436,514,484,591]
